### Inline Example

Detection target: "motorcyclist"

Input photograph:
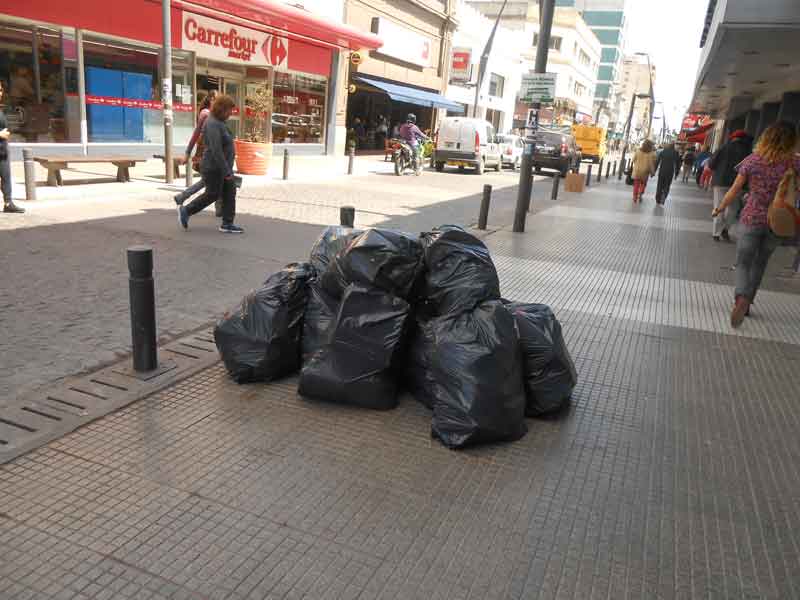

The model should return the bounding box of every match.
[398,113,429,169]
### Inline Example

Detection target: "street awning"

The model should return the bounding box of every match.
[354,74,465,113]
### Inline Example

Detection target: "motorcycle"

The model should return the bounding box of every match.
[392,140,423,176]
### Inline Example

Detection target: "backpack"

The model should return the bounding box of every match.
[767,164,800,238]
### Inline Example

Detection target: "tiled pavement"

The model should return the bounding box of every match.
[2,177,800,599]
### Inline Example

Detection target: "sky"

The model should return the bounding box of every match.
[623,0,709,133]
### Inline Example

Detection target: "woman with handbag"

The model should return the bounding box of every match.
[712,121,800,327]
[174,90,218,212]
[631,139,656,203]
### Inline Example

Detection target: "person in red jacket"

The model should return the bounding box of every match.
[174,90,218,210]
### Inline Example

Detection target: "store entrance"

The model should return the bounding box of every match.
[346,87,432,152]
[196,60,246,138]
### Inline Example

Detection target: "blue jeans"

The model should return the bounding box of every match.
[735,225,782,302]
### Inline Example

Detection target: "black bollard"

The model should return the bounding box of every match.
[127,246,158,372]
[347,149,355,175]
[613,160,618,177]
[340,205,355,227]
[585,163,592,187]
[618,150,626,180]
[22,148,36,201]
[283,148,289,180]
[551,172,560,200]
[597,159,603,183]
[478,184,492,229]
[605,160,611,179]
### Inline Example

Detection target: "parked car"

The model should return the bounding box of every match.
[497,134,525,170]
[532,128,581,177]
[433,117,502,174]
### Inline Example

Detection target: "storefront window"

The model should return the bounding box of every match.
[272,71,326,144]
[0,21,79,142]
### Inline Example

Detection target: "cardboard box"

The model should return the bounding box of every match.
[565,172,585,193]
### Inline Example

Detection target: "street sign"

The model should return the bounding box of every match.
[450,47,472,82]
[521,72,557,104]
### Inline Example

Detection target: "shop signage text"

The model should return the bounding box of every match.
[371,17,431,68]
[85,95,193,112]
[521,72,557,104]
[450,47,472,83]
[182,13,288,68]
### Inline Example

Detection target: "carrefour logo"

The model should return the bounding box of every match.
[183,15,288,67]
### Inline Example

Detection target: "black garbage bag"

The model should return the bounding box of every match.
[418,225,500,316]
[505,302,577,416]
[300,281,340,364]
[309,225,362,276]
[321,228,422,300]
[429,300,527,448]
[214,262,312,383]
[298,284,410,410]
[402,310,438,409]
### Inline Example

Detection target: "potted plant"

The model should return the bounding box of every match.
[235,82,272,175]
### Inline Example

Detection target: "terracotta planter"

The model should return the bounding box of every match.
[234,139,272,175]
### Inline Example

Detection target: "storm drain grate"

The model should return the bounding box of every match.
[0,330,220,464]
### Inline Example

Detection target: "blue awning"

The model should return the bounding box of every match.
[353,74,465,113]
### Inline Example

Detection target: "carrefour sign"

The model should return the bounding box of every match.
[183,13,288,68]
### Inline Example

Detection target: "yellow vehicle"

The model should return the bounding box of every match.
[572,124,607,163]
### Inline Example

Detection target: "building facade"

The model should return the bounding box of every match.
[690,0,800,150]
[343,0,461,150]
[618,54,656,142]
[0,0,380,159]
[445,1,524,134]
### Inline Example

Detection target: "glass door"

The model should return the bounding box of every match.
[223,79,241,138]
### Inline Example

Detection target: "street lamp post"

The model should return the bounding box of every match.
[635,52,655,139]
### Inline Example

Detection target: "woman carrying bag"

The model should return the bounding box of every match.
[712,121,800,327]
[178,95,244,234]
[631,139,656,203]
[174,89,217,210]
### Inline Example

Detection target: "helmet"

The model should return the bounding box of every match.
[406,113,417,124]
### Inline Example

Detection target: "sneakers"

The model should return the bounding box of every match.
[713,235,720,242]
[730,295,750,328]
[219,223,244,234]
[174,193,184,206]
[720,228,731,242]
[3,202,24,214]
[177,205,188,230]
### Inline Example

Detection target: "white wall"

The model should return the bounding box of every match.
[275,0,344,22]
[447,2,525,133]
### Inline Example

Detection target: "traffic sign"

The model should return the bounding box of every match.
[521,72,557,104]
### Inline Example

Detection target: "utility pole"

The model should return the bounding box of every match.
[513,0,555,233]
[162,0,174,184]
[473,0,508,119]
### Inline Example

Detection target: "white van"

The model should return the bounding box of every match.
[433,117,502,174]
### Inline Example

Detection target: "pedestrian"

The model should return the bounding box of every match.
[177,95,244,234]
[174,89,218,212]
[681,147,696,182]
[0,81,22,214]
[712,121,800,327]
[391,122,400,139]
[709,129,752,241]
[631,139,657,203]
[654,141,680,204]
[675,148,683,180]
[376,116,388,151]
[694,145,712,186]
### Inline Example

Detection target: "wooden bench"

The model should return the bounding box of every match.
[33,157,142,186]
[153,154,189,179]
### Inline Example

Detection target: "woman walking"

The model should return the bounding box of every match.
[178,95,244,234]
[0,81,23,213]
[681,147,696,182]
[712,121,800,327]
[631,139,656,203]
[174,89,217,209]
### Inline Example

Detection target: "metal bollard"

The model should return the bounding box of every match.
[22,148,36,201]
[613,160,618,177]
[605,160,611,179]
[340,205,355,228]
[551,172,560,200]
[347,149,355,175]
[597,159,603,183]
[283,148,289,180]
[127,246,158,373]
[585,163,592,187]
[184,156,192,188]
[478,184,491,229]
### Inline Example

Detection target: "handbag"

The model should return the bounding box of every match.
[191,135,205,173]
[767,164,800,238]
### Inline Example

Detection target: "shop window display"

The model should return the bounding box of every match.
[272,71,326,144]
[0,21,79,142]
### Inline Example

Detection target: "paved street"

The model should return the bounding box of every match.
[0,159,536,405]
[2,168,800,599]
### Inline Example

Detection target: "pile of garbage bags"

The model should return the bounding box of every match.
[214,224,577,449]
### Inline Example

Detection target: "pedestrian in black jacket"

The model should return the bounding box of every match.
[178,95,243,234]
[709,129,752,241]
[654,142,680,204]
[0,81,23,213]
